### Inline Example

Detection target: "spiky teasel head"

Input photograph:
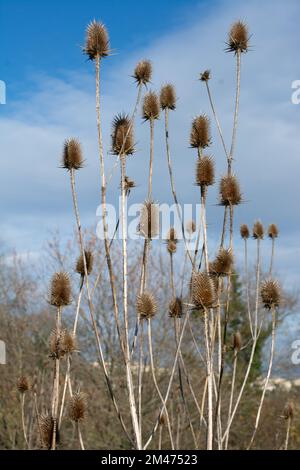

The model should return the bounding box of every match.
[268,223,279,239]
[160,84,176,110]
[49,272,71,307]
[195,156,215,187]
[169,297,183,318]
[133,60,152,85]
[226,21,249,54]
[136,292,157,320]
[261,279,281,310]
[17,375,29,394]
[111,113,135,156]
[200,70,211,82]
[143,91,160,121]
[39,414,55,449]
[167,240,177,254]
[232,331,242,352]
[61,330,77,356]
[76,250,94,277]
[68,392,87,422]
[191,272,216,309]
[240,224,250,239]
[253,220,264,240]
[124,176,136,195]
[283,401,294,420]
[190,115,211,149]
[83,20,110,60]
[210,248,234,277]
[219,174,242,206]
[62,138,84,171]
[49,329,76,359]
[139,200,159,239]
[186,220,196,235]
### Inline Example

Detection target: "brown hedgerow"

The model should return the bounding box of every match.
[139,200,159,239]
[17,376,29,393]
[143,91,160,120]
[260,279,281,309]
[62,139,84,171]
[195,156,215,187]
[111,113,135,156]
[268,223,279,239]
[49,272,71,307]
[39,414,55,449]
[68,392,87,422]
[133,60,152,85]
[233,331,242,351]
[124,176,136,195]
[136,292,157,319]
[169,297,183,318]
[226,21,249,54]
[219,174,242,206]
[76,250,94,277]
[253,220,264,240]
[190,115,211,149]
[186,220,196,235]
[83,20,110,60]
[160,84,176,110]
[210,248,234,276]
[167,240,177,254]
[283,402,294,420]
[191,272,216,309]
[200,70,211,82]
[240,224,250,239]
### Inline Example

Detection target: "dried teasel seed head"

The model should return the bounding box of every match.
[210,248,234,277]
[240,224,250,239]
[60,330,77,356]
[268,223,279,239]
[76,250,94,277]
[139,200,159,239]
[283,401,294,420]
[186,220,196,235]
[191,272,216,309]
[83,20,110,60]
[124,176,136,195]
[169,297,183,318]
[68,392,87,422]
[136,292,157,319]
[39,414,55,449]
[253,220,264,240]
[49,272,71,307]
[219,174,242,206]
[167,240,177,254]
[261,279,281,309]
[200,70,211,82]
[190,115,211,149]
[160,84,176,110]
[133,60,152,85]
[195,156,215,187]
[226,21,249,54]
[233,331,242,351]
[167,227,177,243]
[62,138,84,171]
[17,375,29,393]
[143,91,160,121]
[111,113,135,156]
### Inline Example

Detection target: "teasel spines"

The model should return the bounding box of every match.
[62,138,84,171]
[136,291,157,319]
[210,248,234,277]
[39,414,55,449]
[83,20,110,60]
[76,250,94,277]
[253,220,264,239]
[240,223,250,239]
[49,329,76,359]
[169,297,183,318]
[111,113,135,156]
[191,272,216,309]
[233,331,242,352]
[260,279,281,310]
[139,200,159,239]
[142,91,160,120]
[283,401,294,420]
[133,60,152,85]
[17,375,29,394]
[268,223,279,239]
[49,272,71,307]
[190,115,211,149]
[68,392,87,422]
[186,220,196,235]
[219,174,242,206]
[195,155,215,187]
[61,330,77,356]
[167,240,177,254]
[160,84,176,110]
[226,21,249,54]
[200,70,211,82]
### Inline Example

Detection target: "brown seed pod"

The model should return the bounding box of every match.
[39,414,55,449]
[191,272,216,309]
[60,330,76,356]
[49,272,71,307]
[167,227,177,243]
[143,91,160,120]
[83,20,110,60]
[124,176,136,195]
[169,297,183,318]
[240,224,250,239]
[210,248,234,276]
[167,240,177,254]
[186,220,196,235]
[283,401,294,420]
[219,175,242,206]
[260,279,281,309]
[226,21,249,54]
[136,292,157,319]
[190,115,211,149]
[233,331,242,352]
[160,84,176,110]
[133,60,152,85]
[253,220,264,240]
[68,392,87,422]
[139,200,159,239]
[195,156,215,187]
[200,70,211,82]
[76,250,94,277]
[62,138,84,171]
[268,223,279,239]
[111,113,135,156]
[17,376,29,393]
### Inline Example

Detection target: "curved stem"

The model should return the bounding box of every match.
[21,393,29,449]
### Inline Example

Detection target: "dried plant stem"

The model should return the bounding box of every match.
[284,417,292,450]
[51,306,61,450]
[138,321,144,443]
[77,422,85,450]
[269,238,275,276]
[224,351,238,449]
[204,81,229,160]
[148,118,154,199]
[228,50,241,173]
[170,252,175,297]
[220,206,228,249]
[34,393,42,446]
[158,425,163,450]
[244,238,254,338]
[203,307,213,450]
[21,393,29,449]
